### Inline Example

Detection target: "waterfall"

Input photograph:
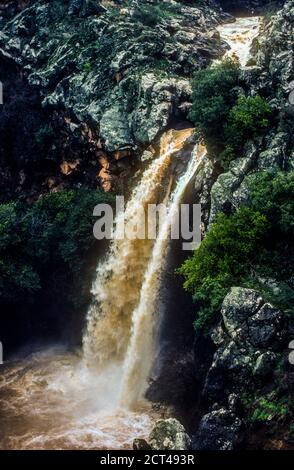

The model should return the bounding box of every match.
[81,16,261,408]
[83,128,205,407]
[0,16,265,450]
[119,142,206,408]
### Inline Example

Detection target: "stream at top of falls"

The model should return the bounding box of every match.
[0,17,261,450]
[217,16,261,67]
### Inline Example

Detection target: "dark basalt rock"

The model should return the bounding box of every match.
[203,288,285,404]
[68,0,107,17]
[247,303,285,349]
[192,407,243,450]
[0,0,226,154]
[221,288,285,350]
[0,0,229,195]
[133,438,151,450]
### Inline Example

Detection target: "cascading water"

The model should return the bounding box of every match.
[82,128,204,409]
[119,142,206,408]
[0,17,261,450]
[83,129,194,369]
[217,16,261,67]
[82,17,262,410]
[0,128,201,449]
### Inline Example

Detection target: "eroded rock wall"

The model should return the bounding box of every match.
[0,0,228,195]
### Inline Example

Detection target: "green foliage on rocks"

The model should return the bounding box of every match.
[250,171,294,236]
[250,396,291,423]
[189,59,240,156]
[189,59,273,169]
[225,95,272,149]
[0,189,114,305]
[133,3,180,26]
[179,207,269,330]
[245,171,294,315]
[180,171,294,331]
[242,389,293,426]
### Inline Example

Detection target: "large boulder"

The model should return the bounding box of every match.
[203,288,285,403]
[247,303,284,349]
[193,407,243,450]
[222,287,263,343]
[148,418,191,451]
[256,131,292,171]
[194,288,287,447]
[222,287,285,349]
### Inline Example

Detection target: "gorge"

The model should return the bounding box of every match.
[0,0,293,452]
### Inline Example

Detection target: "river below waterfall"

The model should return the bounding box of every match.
[0,17,261,450]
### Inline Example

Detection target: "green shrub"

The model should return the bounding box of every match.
[250,171,294,237]
[250,396,291,423]
[241,390,292,424]
[179,207,269,330]
[225,95,272,149]
[247,171,294,313]
[217,95,273,169]
[0,189,114,305]
[189,59,273,169]
[179,171,294,331]
[189,59,240,155]
[133,2,181,27]
[0,202,41,300]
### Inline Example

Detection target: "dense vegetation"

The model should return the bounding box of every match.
[180,171,294,331]
[189,59,273,169]
[0,189,114,351]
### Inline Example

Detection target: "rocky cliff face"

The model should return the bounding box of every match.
[188,0,294,450]
[194,287,287,449]
[143,0,293,452]
[0,0,293,452]
[0,0,229,196]
[209,0,293,224]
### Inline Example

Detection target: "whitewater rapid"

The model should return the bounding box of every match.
[217,16,261,67]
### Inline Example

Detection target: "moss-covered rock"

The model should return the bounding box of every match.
[0,0,226,154]
[148,418,191,450]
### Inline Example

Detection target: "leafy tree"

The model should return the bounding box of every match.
[250,171,294,237]
[189,59,273,169]
[189,59,240,154]
[179,207,269,330]
[180,171,294,331]
[0,189,114,305]
[0,202,40,301]
[225,95,272,150]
